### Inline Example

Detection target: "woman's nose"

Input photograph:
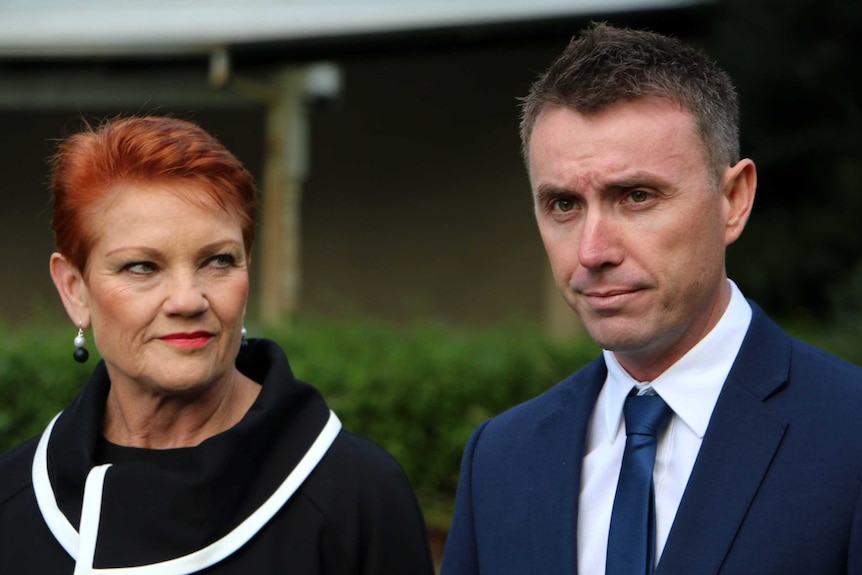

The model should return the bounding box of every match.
[163,275,209,316]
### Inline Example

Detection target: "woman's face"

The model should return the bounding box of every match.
[69,181,250,398]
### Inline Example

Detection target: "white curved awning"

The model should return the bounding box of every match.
[0,0,709,57]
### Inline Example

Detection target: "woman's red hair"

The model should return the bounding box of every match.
[50,116,258,271]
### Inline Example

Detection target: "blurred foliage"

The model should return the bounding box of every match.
[264,317,599,529]
[0,318,598,530]
[0,324,94,451]
[708,0,862,322]
[3,314,861,530]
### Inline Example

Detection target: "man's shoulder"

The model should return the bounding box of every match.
[788,335,862,387]
[744,303,862,405]
[750,301,862,379]
[476,355,605,443]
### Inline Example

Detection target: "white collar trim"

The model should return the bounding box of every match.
[32,409,342,574]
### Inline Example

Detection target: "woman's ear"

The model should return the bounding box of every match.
[49,253,90,327]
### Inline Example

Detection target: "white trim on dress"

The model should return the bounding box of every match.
[33,409,342,575]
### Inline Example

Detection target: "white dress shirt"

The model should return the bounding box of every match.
[577,280,752,575]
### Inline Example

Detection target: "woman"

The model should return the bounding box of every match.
[0,116,435,574]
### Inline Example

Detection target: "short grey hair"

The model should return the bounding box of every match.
[520,22,740,183]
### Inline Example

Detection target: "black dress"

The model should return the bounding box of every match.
[0,339,435,575]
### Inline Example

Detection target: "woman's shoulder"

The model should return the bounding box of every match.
[0,435,39,508]
[295,429,433,572]
[297,428,420,514]
[318,429,412,488]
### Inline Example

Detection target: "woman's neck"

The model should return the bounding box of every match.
[101,369,261,449]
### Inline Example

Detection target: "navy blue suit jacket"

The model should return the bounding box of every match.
[441,304,862,574]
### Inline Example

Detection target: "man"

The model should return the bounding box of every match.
[441,23,862,575]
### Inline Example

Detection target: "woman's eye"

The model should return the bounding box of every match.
[629,190,651,203]
[124,262,156,275]
[208,254,236,268]
[553,198,575,212]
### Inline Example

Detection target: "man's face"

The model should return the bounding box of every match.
[529,97,749,381]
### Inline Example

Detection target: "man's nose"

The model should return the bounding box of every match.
[578,211,624,270]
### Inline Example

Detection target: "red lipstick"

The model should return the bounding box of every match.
[159,331,213,349]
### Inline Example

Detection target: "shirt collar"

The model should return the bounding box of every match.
[602,280,752,442]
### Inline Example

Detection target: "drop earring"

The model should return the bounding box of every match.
[241,326,248,347]
[73,326,90,363]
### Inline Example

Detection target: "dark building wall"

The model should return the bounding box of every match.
[0,111,60,324]
[0,41,565,328]
[299,43,559,326]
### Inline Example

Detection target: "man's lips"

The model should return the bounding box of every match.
[159,331,214,348]
[579,288,639,297]
[575,287,646,310]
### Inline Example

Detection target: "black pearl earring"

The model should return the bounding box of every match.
[73,327,90,363]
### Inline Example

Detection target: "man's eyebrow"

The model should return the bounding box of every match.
[601,171,670,190]
[533,173,673,205]
[533,184,576,199]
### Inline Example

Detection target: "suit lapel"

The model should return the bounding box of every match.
[525,358,605,575]
[657,304,791,575]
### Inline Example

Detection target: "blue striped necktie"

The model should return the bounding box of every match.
[606,392,673,575]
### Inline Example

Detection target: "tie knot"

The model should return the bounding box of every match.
[623,393,673,437]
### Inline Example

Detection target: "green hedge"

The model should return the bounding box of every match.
[5,316,862,530]
[265,318,599,528]
[0,318,598,530]
[0,325,94,451]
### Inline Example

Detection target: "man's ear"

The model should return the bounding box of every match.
[49,253,90,327]
[721,158,757,246]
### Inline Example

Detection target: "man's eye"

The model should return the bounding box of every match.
[553,198,575,212]
[629,190,651,203]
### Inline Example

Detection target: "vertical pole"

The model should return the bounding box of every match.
[259,69,308,326]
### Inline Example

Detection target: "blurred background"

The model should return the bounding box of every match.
[2,0,861,333]
[1,0,861,563]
